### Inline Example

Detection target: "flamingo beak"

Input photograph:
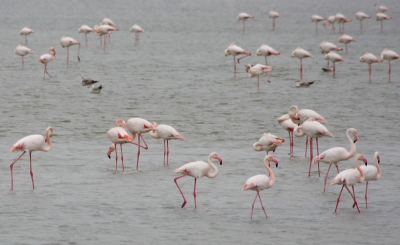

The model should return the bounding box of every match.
[217,156,223,165]
[377,156,380,164]
[353,134,358,143]
[272,158,279,167]
[107,150,112,159]
[362,157,368,166]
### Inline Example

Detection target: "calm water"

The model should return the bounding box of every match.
[1,0,400,244]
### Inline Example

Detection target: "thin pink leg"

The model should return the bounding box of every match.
[250,192,258,219]
[257,76,260,92]
[67,47,69,68]
[233,56,236,78]
[360,20,363,34]
[22,56,25,69]
[272,19,276,31]
[120,144,124,171]
[25,36,28,44]
[114,143,118,170]
[258,191,268,218]
[193,178,198,209]
[365,181,369,209]
[308,138,313,177]
[174,174,188,208]
[369,64,372,83]
[265,56,268,65]
[29,152,35,189]
[166,140,170,165]
[326,60,330,73]
[300,59,303,79]
[324,164,332,193]
[348,185,360,213]
[163,140,167,165]
[85,34,88,47]
[315,22,318,34]
[380,21,383,33]
[103,35,106,52]
[242,21,245,35]
[333,62,336,77]
[288,131,294,156]
[10,151,26,191]
[44,63,52,78]
[305,136,308,158]
[334,185,345,213]
[316,138,320,177]
[135,133,149,170]
[388,60,391,82]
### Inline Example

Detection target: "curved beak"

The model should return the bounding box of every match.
[362,157,368,166]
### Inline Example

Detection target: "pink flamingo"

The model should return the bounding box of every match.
[376,12,391,33]
[60,36,81,68]
[245,64,273,92]
[78,25,95,46]
[338,34,356,54]
[277,114,296,156]
[19,27,34,44]
[359,52,381,83]
[237,13,254,35]
[335,13,352,33]
[225,43,251,78]
[130,24,144,45]
[331,154,367,213]
[14,45,34,69]
[94,25,119,52]
[269,11,281,31]
[312,128,358,192]
[360,152,381,209]
[243,155,278,219]
[311,15,324,34]
[381,49,400,82]
[39,47,56,79]
[374,4,389,13]
[323,16,336,33]
[9,126,53,191]
[126,117,157,170]
[292,47,313,79]
[294,118,333,177]
[174,152,223,209]
[256,44,280,65]
[319,41,343,73]
[149,122,184,165]
[253,133,285,155]
[325,51,344,77]
[355,12,371,33]
[101,18,117,44]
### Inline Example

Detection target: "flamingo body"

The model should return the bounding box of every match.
[269,11,280,31]
[325,51,344,77]
[78,25,95,46]
[311,14,324,33]
[335,13,352,33]
[107,119,134,171]
[256,44,280,65]
[14,45,34,68]
[60,36,81,67]
[19,27,34,44]
[237,13,254,34]
[253,133,285,155]
[292,47,313,79]
[225,43,251,78]
[149,123,184,165]
[381,49,400,82]
[130,24,144,45]
[245,64,273,92]
[359,52,381,82]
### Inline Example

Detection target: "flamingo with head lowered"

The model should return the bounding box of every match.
[225,43,251,78]
[237,13,254,35]
[39,47,56,79]
[14,45,34,69]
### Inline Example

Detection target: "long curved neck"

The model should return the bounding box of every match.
[206,155,218,178]
[42,129,52,152]
[355,157,365,182]
[345,129,356,159]
[263,159,275,185]
[375,154,381,179]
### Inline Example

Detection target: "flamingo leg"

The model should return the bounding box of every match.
[233,56,236,78]
[368,64,372,83]
[85,33,88,47]
[315,22,318,34]
[22,56,25,69]
[288,131,293,156]
[316,138,320,177]
[29,152,35,189]
[193,178,198,209]
[265,56,268,65]
[257,76,260,93]
[333,62,336,77]
[25,36,28,44]
[388,60,391,82]
[174,174,188,208]
[365,181,369,209]
[120,144,124,171]
[166,140,170,165]
[242,20,245,35]
[272,18,276,31]
[324,164,333,193]
[44,63,52,79]
[334,185,345,213]
[326,59,330,73]
[300,59,303,79]
[250,191,258,219]
[67,47,69,68]
[77,43,81,61]
[380,21,383,33]
[348,185,360,213]
[10,151,27,191]
[103,35,107,52]
[345,43,348,54]
[308,138,313,177]
[135,133,149,170]
[258,191,268,218]
[237,54,250,64]
[135,33,139,45]
[114,143,118,170]
[163,140,167,165]
[360,20,363,33]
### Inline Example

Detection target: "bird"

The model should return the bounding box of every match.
[376,12,391,33]
[325,51,344,78]
[78,25,95,46]
[256,44,280,65]
[237,13,254,35]
[149,122,184,165]
[9,126,54,191]
[101,17,117,44]
[130,24,144,45]
[89,85,103,93]
[269,11,281,31]
[360,152,381,209]
[335,13,352,33]
[338,34,356,54]
[277,114,296,156]
[245,64,273,92]
[331,154,367,213]
[38,47,56,79]
[174,152,223,209]
[311,14,324,34]
[81,76,98,85]
[312,128,359,192]
[19,27,34,44]
[355,12,371,33]
[107,119,136,171]
[14,45,34,69]
[243,155,278,219]
[323,16,336,33]
[225,43,251,78]
[359,52,381,83]
[126,117,157,170]
[295,80,314,88]
[294,118,333,177]
[319,41,343,73]
[94,25,119,52]
[374,3,389,13]
[253,133,285,156]
[60,36,81,68]
[380,49,400,82]
[292,47,313,79]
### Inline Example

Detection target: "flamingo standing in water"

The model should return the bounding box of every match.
[14,45,34,69]
[149,122,184,165]
[243,155,278,219]
[311,15,324,34]
[78,25,95,46]
[324,16,336,33]
[9,126,54,190]
[277,114,296,156]
[130,24,144,45]
[94,25,119,52]
[355,12,371,33]
[126,117,157,170]
[19,27,34,44]
[101,18,117,44]
[359,52,381,83]
[256,44,280,65]
[335,13,352,33]
[245,64,273,92]
[331,154,367,213]
[338,34,356,54]
[312,128,358,192]
[376,12,391,33]
[325,51,344,77]
[39,47,56,79]
[319,41,343,73]
[60,36,81,68]
[225,43,251,78]
[375,4,389,13]
[253,133,285,155]
[269,11,281,31]
[237,13,254,35]
[174,152,223,209]
[381,49,400,82]
[292,47,313,79]
[360,152,381,209]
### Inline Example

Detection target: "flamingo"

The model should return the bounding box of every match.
[269,11,281,31]
[174,152,223,209]
[243,155,278,219]
[381,49,400,82]
[374,4,389,13]
[78,25,95,46]
[335,13,352,33]
[325,51,344,77]
[9,126,54,191]
[355,12,371,33]
[292,47,313,79]
[376,13,391,33]
[331,154,367,213]
[94,25,119,52]
[360,152,381,209]
[19,27,34,44]
[256,44,280,65]
[39,47,56,79]
[294,118,333,177]
[101,18,117,44]
[323,16,336,33]
[245,64,273,92]
[14,45,34,69]
[60,36,81,68]
[359,52,381,83]
[311,15,324,34]
[237,13,254,35]
[319,41,343,73]
[225,43,251,78]
[312,128,358,192]
[253,133,285,155]
[277,114,296,156]
[338,34,356,54]
[149,122,184,165]
[130,24,144,45]
[126,117,157,170]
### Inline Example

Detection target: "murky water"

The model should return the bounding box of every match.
[1,0,400,244]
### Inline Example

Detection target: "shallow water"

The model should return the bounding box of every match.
[1,0,400,244]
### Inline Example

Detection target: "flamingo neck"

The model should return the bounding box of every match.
[42,128,52,152]
[264,158,275,185]
[375,154,381,179]
[206,154,218,178]
[346,129,356,159]
[355,156,365,182]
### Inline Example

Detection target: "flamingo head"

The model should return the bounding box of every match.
[211,152,223,165]
[375,152,380,164]
[253,142,263,151]
[265,155,279,167]
[350,128,358,143]
[224,49,230,56]
[245,64,252,72]
[107,144,115,158]
[362,157,368,166]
